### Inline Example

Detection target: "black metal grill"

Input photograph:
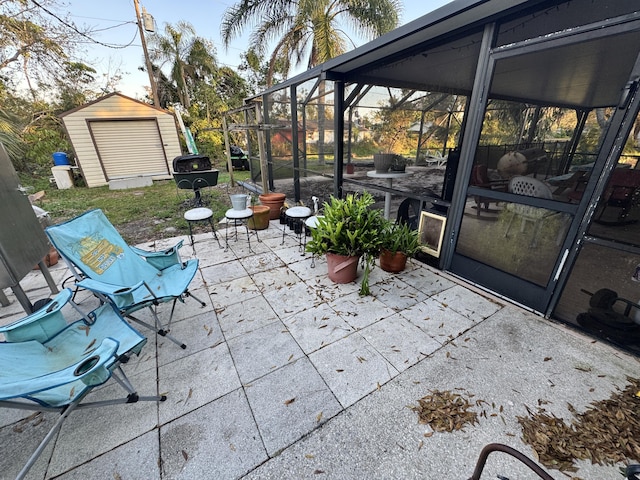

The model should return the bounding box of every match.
[172,155,218,206]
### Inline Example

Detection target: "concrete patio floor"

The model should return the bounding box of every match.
[1,219,638,479]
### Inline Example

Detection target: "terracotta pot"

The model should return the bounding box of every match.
[326,252,360,283]
[248,205,270,230]
[259,192,286,220]
[379,249,408,273]
[34,246,59,270]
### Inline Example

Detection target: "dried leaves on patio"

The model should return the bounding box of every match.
[517,376,640,473]
[413,379,640,476]
[410,389,479,432]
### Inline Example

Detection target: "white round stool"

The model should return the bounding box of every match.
[184,207,221,251]
[224,207,258,252]
[282,206,312,251]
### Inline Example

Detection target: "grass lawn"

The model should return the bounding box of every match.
[33,171,252,245]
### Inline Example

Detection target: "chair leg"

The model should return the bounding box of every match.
[504,212,516,238]
[530,220,544,248]
[16,398,82,480]
[15,373,166,480]
[184,290,207,307]
[224,217,241,251]
[295,219,306,253]
[127,311,187,349]
[208,217,222,248]
[187,222,195,246]
[244,224,254,253]
[302,225,308,255]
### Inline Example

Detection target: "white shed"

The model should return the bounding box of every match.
[60,93,183,188]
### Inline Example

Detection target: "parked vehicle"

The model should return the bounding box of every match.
[227,145,250,171]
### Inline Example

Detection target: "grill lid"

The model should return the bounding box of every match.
[172,154,211,172]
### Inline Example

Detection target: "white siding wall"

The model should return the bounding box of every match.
[61,94,182,187]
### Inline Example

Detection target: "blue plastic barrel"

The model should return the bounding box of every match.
[52,152,69,166]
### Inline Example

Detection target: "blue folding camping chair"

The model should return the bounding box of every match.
[46,208,206,349]
[0,288,165,480]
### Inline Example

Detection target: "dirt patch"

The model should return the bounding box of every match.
[117,217,178,246]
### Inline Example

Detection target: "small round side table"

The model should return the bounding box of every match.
[282,205,312,252]
[184,207,221,251]
[224,207,258,252]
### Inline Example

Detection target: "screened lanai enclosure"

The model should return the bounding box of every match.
[226,0,640,355]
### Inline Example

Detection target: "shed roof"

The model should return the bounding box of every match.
[59,92,167,118]
[255,0,640,109]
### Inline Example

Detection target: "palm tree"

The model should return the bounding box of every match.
[147,22,217,109]
[222,0,401,164]
[221,0,402,87]
[0,107,25,163]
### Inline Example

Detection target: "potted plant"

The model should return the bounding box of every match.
[306,191,385,295]
[390,155,412,172]
[379,220,420,272]
[373,152,395,173]
[248,194,270,230]
[374,117,408,172]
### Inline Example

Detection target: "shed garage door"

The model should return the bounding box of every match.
[89,119,169,180]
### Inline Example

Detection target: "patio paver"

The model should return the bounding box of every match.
[0,218,638,480]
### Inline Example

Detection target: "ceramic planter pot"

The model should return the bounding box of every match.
[326,252,360,283]
[379,249,408,273]
[248,205,270,230]
[373,153,394,173]
[259,193,286,220]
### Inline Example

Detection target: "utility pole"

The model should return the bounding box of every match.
[133,0,159,106]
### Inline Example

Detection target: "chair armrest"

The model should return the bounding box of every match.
[77,278,146,309]
[130,240,184,270]
[0,338,119,399]
[0,289,73,343]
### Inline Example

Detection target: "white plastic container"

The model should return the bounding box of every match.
[51,166,74,189]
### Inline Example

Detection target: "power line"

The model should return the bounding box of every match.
[30,0,138,49]
[65,38,243,68]
[32,0,246,70]
[68,14,132,23]
[91,21,136,33]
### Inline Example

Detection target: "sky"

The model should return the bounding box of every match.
[57,0,453,99]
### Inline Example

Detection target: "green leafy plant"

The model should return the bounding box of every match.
[306,191,385,295]
[391,155,413,168]
[380,220,420,255]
